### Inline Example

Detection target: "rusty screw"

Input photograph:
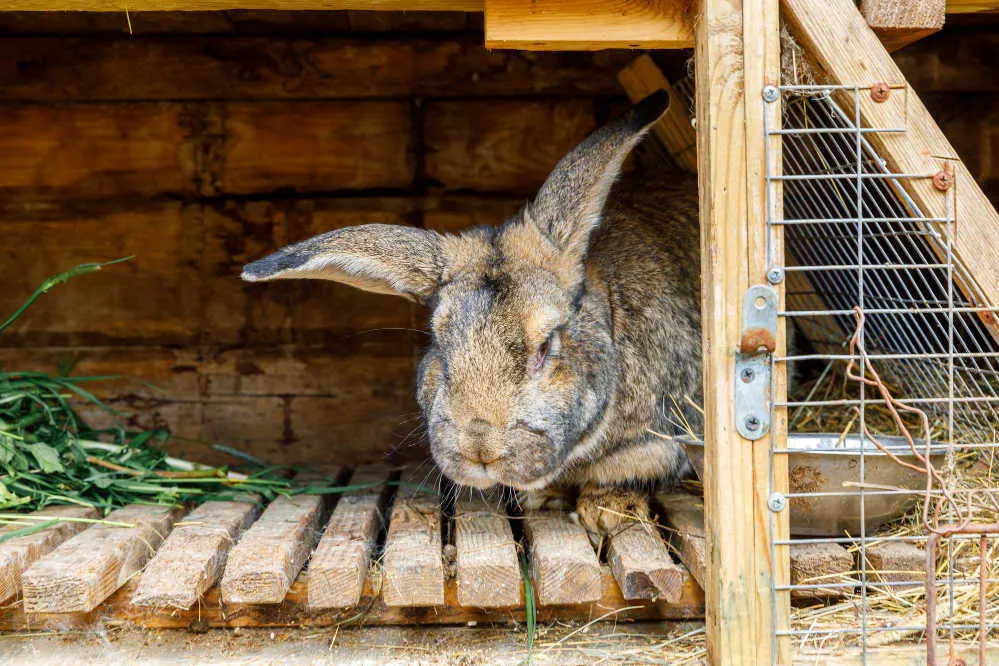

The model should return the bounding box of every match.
[870,82,891,103]
[933,165,954,192]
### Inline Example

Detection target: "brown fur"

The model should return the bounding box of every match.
[242,92,702,534]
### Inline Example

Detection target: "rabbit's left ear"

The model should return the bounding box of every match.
[528,90,670,265]
[241,224,443,304]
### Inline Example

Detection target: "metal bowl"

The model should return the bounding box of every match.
[679,433,948,536]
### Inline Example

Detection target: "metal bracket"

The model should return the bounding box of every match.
[735,285,778,441]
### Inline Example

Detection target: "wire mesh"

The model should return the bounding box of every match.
[763,85,999,663]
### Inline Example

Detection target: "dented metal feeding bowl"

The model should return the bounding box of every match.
[679,433,949,536]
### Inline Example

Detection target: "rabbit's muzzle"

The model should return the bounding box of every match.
[428,414,561,491]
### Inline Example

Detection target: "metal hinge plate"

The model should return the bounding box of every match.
[735,285,778,441]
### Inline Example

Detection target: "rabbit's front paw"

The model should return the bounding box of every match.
[575,484,651,536]
[518,487,572,512]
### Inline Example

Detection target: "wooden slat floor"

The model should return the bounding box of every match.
[0,465,705,631]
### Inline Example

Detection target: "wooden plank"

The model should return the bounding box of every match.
[605,522,686,603]
[21,504,179,613]
[0,104,192,199]
[782,0,999,339]
[453,498,521,608]
[0,204,202,349]
[788,542,855,602]
[0,0,483,10]
[307,466,395,610]
[381,468,445,607]
[424,99,596,194]
[0,506,99,604]
[523,512,600,606]
[656,493,708,590]
[617,55,697,172]
[132,499,261,610]
[864,540,926,591]
[0,38,633,102]
[219,487,329,605]
[696,0,784,663]
[213,101,413,196]
[484,0,693,50]
[861,0,945,52]
[0,565,704,631]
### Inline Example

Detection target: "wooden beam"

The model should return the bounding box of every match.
[132,499,260,610]
[523,512,601,606]
[861,0,945,52]
[219,491,329,605]
[695,0,785,664]
[484,0,693,51]
[21,505,179,613]
[307,466,394,610]
[617,55,697,172]
[453,498,522,608]
[0,0,483,10]
[381,468,445,607]
[0,506,98,604]
[782,0,999,340]
[0,565,705,631]
[605,522,687,603]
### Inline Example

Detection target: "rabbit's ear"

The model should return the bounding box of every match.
[528,90,670,264]
[241,224,443,303]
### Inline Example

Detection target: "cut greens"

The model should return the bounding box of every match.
[0,260,294,519]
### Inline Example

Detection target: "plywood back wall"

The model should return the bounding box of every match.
[0,13,994,467]
[0,11,648,467]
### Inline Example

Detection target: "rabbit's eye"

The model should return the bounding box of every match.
[534,331,557,372]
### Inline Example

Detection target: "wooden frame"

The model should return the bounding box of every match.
[694,0,789,663]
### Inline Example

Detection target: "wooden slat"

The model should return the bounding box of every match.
[307,466,394,610]
[523,512,600,606]
[695,0,785,663]
[381,468,445,607]
[132,499,260,610]
[605,522,686,603]
[0,0,484,10]
[861,0,945,52]
[0,565,704,630]
[656,493,708,590]
[0,506,98,603]
[21,504,179,613]
[484,0,693,50]
[782,0,999,340]
[219,485,330,605]
[453,498,521,608]
[789,542,855,602]
[617,55,697,172]
[0,38,633,102]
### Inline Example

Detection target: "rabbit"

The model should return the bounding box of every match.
[241,90,703,535]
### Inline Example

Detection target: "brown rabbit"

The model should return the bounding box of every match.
[242,91,702,534]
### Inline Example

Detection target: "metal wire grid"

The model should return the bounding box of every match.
[763,85,999,661]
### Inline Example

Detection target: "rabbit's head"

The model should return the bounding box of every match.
[242,92,669,491]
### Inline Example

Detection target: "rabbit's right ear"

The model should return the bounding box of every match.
[527,91,670,278]
[242,224,443,304]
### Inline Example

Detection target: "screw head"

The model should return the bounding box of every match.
[767,266,785,284]
[767,493,787,512]
[740,367,756,383]
[933,168,954,192]
[744,415,761,432]
[870,82,891,103]
[762,85,780,103]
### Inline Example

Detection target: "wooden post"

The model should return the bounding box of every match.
[695,0,787,663]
